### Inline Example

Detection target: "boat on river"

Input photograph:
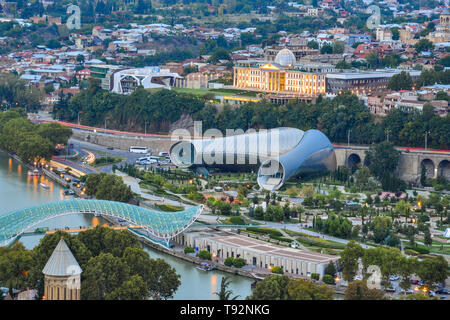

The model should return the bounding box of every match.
[28,169,40,176]
[40,182,49,189]
[197,262,216,271]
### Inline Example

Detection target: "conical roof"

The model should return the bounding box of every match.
[42,239,82,276]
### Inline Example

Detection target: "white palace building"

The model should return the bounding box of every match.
[111,67,182,94]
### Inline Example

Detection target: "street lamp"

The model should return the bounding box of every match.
[425,130,430,150]
[347,129,351,147]
[385,129,391,142]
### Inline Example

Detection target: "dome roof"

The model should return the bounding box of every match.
[42,239,82,277]
[274,48,296,67]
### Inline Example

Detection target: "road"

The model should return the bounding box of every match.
[68,138,142,173]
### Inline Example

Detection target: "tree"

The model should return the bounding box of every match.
[106,275,149,300]
[0,242,33,290]
[224,257,234,267]
[286,279,334,300]
[233,258,246,268]
[198,250,212,260]
[332,41,345,54]
[184,246,195,254]
[398,256,417,291]
[307,40,319,49]
[423,229,432,247]
[365,141,400,181]
[208,48,230,63]
[339,241,364,282]
[387,71,413,91]
[416,256,448,288]
[215,276,240,300]
[84,173,133,203]
[391,27,399,40]
[366,52,380,69]
[37,122,72,147]
[246,275,290,300]
[81,253,131,300]
[320,43,333,54]
[414,39,434,52]
[77,226,139,258]
[45,39,61,49]
[146,258,181,300]
[344,280,386,300]
[17,134,54,162]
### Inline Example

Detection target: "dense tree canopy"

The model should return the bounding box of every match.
[53,85,450,149]
[247,275,334,300]
[85,173,134,203]
[4,227,181,300]
[0,110,71,162]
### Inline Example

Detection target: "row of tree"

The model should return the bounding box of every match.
[0,109,72,163]
[339,241,448,289]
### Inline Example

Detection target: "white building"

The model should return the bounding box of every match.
[111,67,182,94]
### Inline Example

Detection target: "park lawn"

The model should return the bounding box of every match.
[91,156,126,167]
[154,204,185,212]
[172,87,261,98]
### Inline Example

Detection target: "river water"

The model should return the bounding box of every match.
[0,151,253,300]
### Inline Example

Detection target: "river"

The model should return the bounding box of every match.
[0,151,253,300]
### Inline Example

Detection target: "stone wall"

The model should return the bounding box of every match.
[71,129,174,155]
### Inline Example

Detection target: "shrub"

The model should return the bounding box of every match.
[198,250,212,260]
[233,258,246,268]
[246,227,283,237]
[271,266,284,274]
[311,273,320,281]
[184,246,195,254]
[224,257,234,267]
[405,245,429,254]
[270,235,293,243]
[228,216,246,224]
[404,249,419,256]
[322,274,335,284]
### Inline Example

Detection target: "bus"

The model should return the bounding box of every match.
[129,146,148,154]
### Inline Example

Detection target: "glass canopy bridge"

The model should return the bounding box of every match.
[0,199,203,247]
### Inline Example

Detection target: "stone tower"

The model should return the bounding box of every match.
[440,8,450,28]
[42,238,82,300]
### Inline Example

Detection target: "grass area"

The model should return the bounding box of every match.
[224,216,247,225]
[430,246,450,255]
[91,156,125,167]
[172,87,261,98]
[154,204,184,212]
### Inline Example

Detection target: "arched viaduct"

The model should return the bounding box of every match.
[334,146,450,183]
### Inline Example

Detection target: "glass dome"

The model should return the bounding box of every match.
[274,48,296,67]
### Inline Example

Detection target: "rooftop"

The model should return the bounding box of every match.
[42,238,82,277]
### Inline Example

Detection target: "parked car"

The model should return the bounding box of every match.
[107,146,114,150]
[385,287,396,292]
[436,288,449,295]
[389,275,400,281]
[354,275,363,281]
[410,279,419,284]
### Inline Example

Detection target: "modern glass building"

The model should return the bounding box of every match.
[169,127,336,191]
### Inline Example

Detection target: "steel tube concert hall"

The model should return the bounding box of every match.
[170,127,336,191]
